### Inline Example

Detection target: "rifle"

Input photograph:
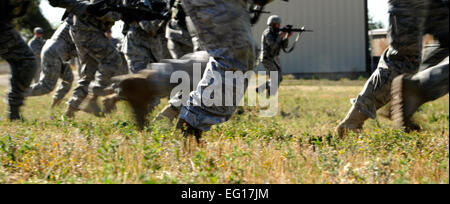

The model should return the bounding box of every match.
[280,25,314,33]
[102,1,170,23]
[280,25,313,53]
[249,0,289,25]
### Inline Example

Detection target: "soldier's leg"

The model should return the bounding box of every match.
[0,27,37,120]
[66,55,97,117]
[336,0,430,137]
[168,40,190,59]
[392,57,449,131]
[179,0,255,136]
[34,57,42,83]
[420,0,449,71]
[160,34,173,60]
[68,25,123,117]
[28,41,62,97]
[53,63,74,106]
[123,31,152,74]
[186,16,202,52]
[258,58,282,96]
[391,1,449,131]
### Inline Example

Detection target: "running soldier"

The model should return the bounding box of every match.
[257,15,292,96]
[48,0,125,118]
[0,0,38,120]
[172,0,264,140]
[28,27,47,82]
[336,0,449,137]
[26,15,77,107]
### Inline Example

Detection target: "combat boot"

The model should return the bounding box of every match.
[154,105,180,122]
[391,75,424,132]
[65,105,79,118]
[176,119,204,151]
[8,105,22,121]
[82,95,103,117]
[335,106,369,138]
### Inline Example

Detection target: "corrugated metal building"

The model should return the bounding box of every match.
[252,0,368,75]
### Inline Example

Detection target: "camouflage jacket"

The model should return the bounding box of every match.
[28,37,47,57]
[261,28,289,60]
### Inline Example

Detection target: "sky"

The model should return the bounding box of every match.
[40,0,390,39]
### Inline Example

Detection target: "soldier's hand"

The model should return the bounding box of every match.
[86,0,110,17]
[288,31,294,38]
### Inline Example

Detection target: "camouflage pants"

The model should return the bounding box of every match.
[413,56,449,102]
[67,21,123,109]
[33,57,42,83]
[29,22,76,100]
[159,32,173,60]
[178,0,255,131]
[352,0,449,119]
[0,26,37,107]
[166,19,194,59]
[258,57,283,95]
[123,27,163,73]
[186,16,202,52]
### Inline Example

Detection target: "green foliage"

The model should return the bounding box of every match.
[13,0,55,39]
[0,79,448,184]
[368,15,385,30]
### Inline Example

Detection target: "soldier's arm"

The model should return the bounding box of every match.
[28,40,40,56]
[281,37,289,49]
[48,0,89,16]
[261,32,269,59]
[262,32,277,59]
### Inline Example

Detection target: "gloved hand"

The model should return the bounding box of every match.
[86,0,110,17]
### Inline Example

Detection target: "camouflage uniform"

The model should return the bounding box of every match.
[412,56,449,100]
[258,27,289,95]
[51,0,124,112]
[0,0,38,119]
[28,18,76,102]
[348,0,449,119]
[122,20,164,73]
[159,32,173,60]
[28,35,47,82]
[186,16,202,52]
[177,0,256,131]
[166,0,195,59]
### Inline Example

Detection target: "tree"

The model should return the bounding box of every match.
[13,0,54,39]
[368,15,385,30]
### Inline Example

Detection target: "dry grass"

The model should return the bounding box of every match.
[0,78,448,184]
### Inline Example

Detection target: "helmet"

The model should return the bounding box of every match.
[34,27,44,34]
[267,15,281,26]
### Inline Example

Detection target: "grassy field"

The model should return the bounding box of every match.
[0,78,448,184]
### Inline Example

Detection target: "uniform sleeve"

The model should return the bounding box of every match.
[261,32,270,59]
[48,0,89,16]
[28,39,39,55]
[281,37,289,49]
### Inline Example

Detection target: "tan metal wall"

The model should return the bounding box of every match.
[252,0,368,74]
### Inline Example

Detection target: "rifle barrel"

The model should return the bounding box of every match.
[281,28,314,32]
